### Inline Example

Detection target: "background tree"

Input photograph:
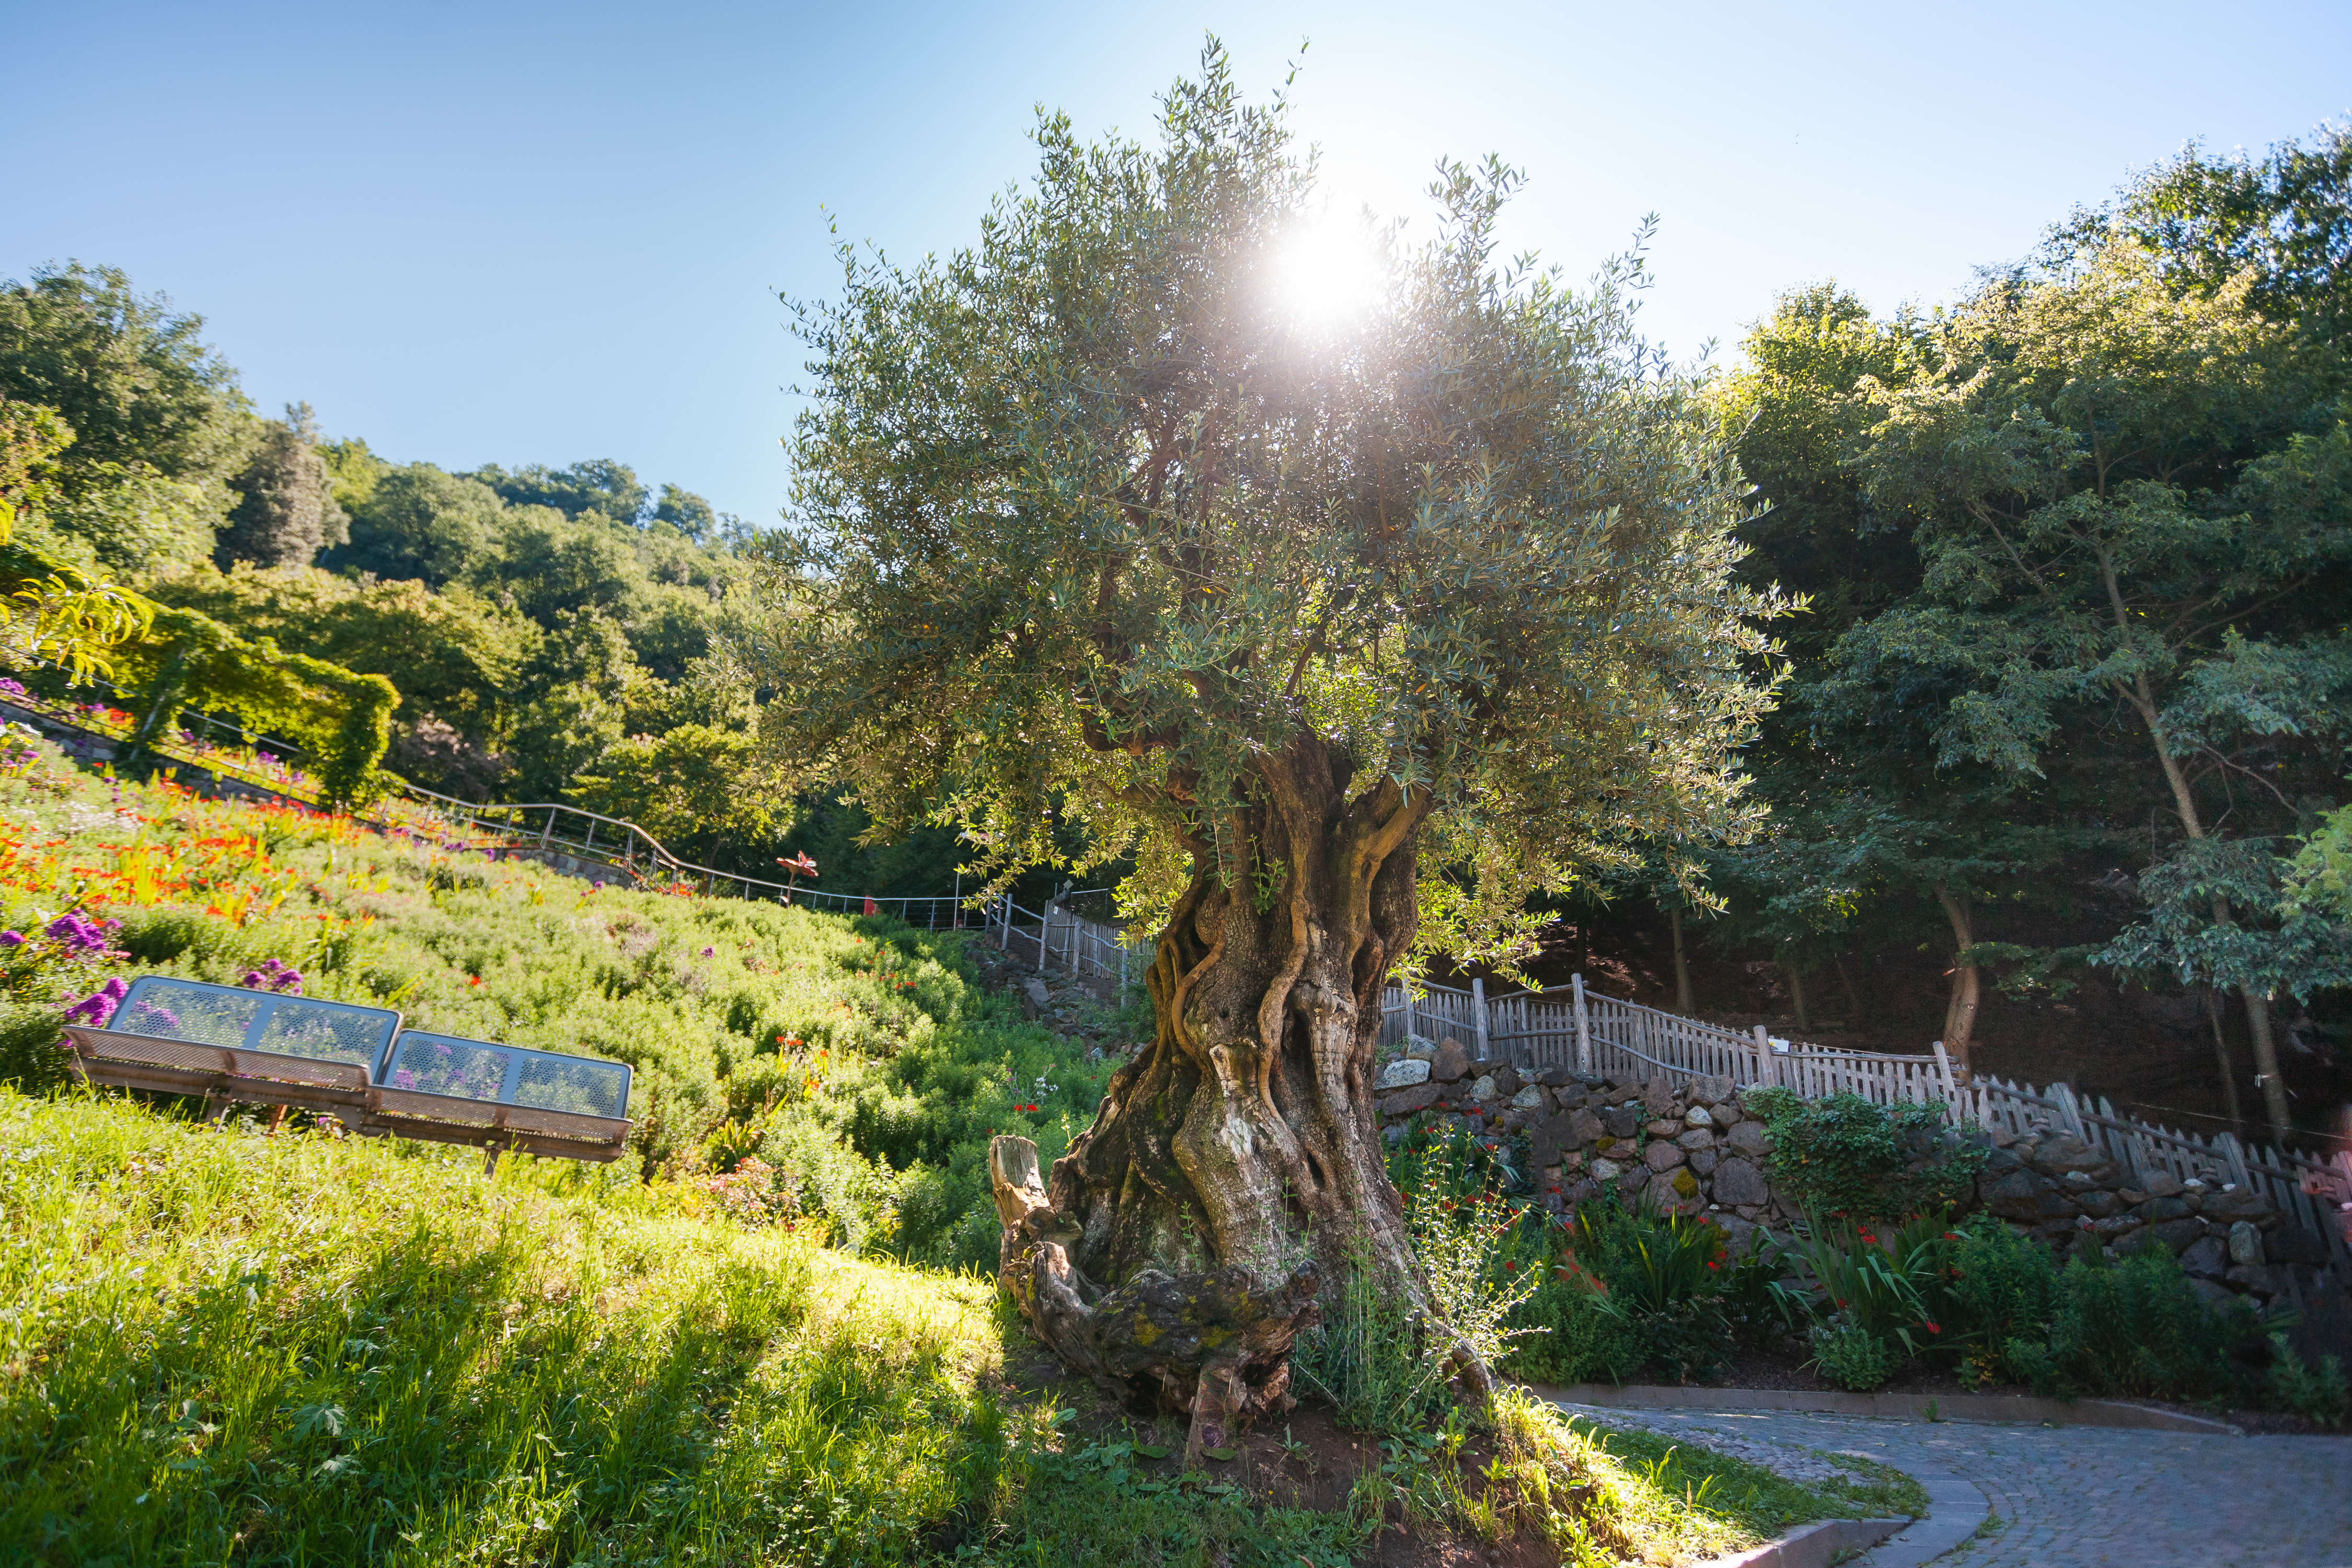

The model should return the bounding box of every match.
[471,458,649,526]
[216,402,347,568]
[325,462,503,585]
[1822,237,2351,1136]
[2053,121,2350,344]
[764,52,1779,1448]
[0,262,249,488]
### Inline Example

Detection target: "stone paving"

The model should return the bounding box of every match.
[1557,1403,2352,1567]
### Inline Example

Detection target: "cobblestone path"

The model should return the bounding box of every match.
[1557,1403,2352,1567]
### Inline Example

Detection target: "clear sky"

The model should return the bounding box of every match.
[6,1,2345,526]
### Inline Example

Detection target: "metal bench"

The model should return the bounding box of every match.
[63,976,633,1171]
[370,1029,633,1167]
[64,977,395,1122]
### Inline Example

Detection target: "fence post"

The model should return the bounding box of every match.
[1751,1024,1771,1090]
[998,897,1010,952]
[2215,1131,2253,1191]
[1930,1041,1958,1122]
[2049,1080,2088,1139]
[1472,978,1490,1060]
[1571,973,1592,1077]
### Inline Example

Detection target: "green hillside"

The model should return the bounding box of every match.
[0,727,1114,1264]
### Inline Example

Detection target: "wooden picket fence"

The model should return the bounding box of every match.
[1382,974,2352,1273]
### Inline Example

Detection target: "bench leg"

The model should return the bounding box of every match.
[483,1144,502,1177]
[267,1105,288,1137]
[202,1090,229,1124]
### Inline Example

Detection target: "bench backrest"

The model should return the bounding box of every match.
[110,976,401,1069]
[379,1030,632,1121]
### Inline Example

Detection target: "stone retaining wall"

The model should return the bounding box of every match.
[1375,1034,2333,1312]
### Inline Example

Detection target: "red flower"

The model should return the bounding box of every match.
[1926,1322,1941,1334]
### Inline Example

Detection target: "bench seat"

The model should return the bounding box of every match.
[63,1025,373,1115]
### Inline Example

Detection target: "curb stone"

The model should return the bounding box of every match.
[1531,1382,2243,1435]
[1710,1517,1907,1567]
[1851,1462,1989,1567]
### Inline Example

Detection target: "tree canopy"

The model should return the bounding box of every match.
[769,53,1780,970]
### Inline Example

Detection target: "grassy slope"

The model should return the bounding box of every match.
[0,730,1115,1263]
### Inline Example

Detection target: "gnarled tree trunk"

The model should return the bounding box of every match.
[990,738,1484,1461]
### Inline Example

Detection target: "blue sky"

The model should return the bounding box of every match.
[7,2,2346,526]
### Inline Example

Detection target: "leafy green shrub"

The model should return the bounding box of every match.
[114,906,210,964]
[1511,1193,1742,1382]
[1932,1216,2060,1387]
[1719,1227,1804,1345]
[1748,1088,1984,1224]
[0,1003,65,1088]
[1809,1323,1898,1391]
[1788,1213,1949,1362]
[2264,1335,2349,1427]
[1501,1270,1644,1386]
[2002,1248,2258,1402]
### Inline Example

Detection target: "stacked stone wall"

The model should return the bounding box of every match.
[1375,1034,2332,1312]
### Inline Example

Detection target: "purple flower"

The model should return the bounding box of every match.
[61,977,128,1028]
[0,931,22,949]
[0,678,24,696]
[134,999,182,1031]
[700,946,715,958]
[44,913,114,960]
[394,1067,418,1089]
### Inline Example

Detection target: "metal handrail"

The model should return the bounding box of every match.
[390,783,987,927]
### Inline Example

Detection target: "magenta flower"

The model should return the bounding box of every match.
[62,977,130,1028]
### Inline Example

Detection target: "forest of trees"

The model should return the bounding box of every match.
[2,123,2347,1142]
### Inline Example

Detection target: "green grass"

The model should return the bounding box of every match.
[0,1088,1002,1564]
[1555,1419,1928,1535]
[0,731,1120,1263]
[0,1091,1908,1566]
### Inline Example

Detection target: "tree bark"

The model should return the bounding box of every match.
[1783,955,1809,1033]
[1669,908,1694,1017]
[2205,988,2246,1138]
[1933,883,1980,1069]
[991,736,1484,1461]
[2113,659,2290,1142]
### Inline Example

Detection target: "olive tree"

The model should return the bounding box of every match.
[764,53,1778,1454]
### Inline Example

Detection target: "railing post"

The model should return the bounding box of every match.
[1571,973,1592,1077]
